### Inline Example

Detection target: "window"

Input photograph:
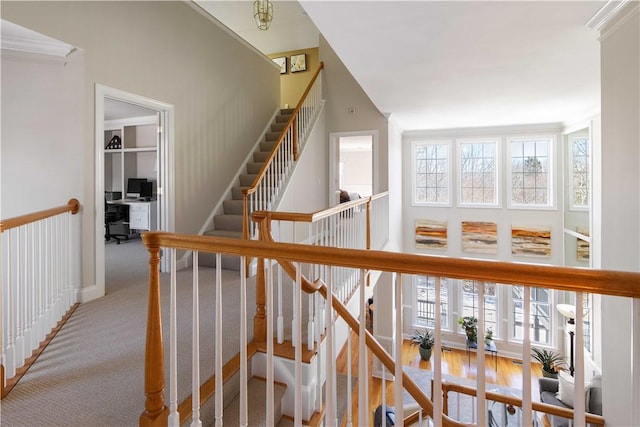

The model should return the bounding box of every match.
[412,141,451,205]
[511,286,551,345]
[414,276,449,328]
[509,137,554,208]
[461,280,497,336]
[458,139,498,206]
[570,136,589,210]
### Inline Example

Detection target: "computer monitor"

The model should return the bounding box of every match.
[140,181,153,200]
[126,178,148,198]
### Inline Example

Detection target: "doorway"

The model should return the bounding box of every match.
[95,84,175,298]
[329,131,378,204]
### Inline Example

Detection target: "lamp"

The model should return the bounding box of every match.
[253,0,273,31]
[557,303,576,377]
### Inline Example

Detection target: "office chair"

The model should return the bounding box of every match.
[105,198,129,244]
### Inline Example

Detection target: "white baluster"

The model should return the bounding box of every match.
[433,277,443,427]
[326,266,336,426]
[294,264,302,425]
[15,228,23,368]
[358,269,368,426]
[215,253,223,427]
[346,330,352,427]
[476,282,486,427]
[191,252,202,427]
[381,363,386,427]
[277,263,284,344]
[239,256,248,427]
[168,248,179,426]
[394,274,404,422]
[522,286,532,426]
[307,293,314,351]
[266,259,274,426]
[574,292,585,426]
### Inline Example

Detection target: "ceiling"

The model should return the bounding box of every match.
[197,0,605,131]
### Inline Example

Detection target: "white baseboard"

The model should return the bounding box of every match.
[75,284,103,303]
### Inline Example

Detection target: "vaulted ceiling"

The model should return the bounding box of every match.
[198,1,604,131]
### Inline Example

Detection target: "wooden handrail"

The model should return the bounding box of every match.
[260,191,389,224]
[242,62,324,198]
[0,198,80,232]
[142,230,640,299]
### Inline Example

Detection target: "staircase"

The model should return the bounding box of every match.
[200,108,294,270]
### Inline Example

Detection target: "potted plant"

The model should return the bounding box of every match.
[458,316,478,343]
[531,347,566,378]
[410,329,435,361]
[484,327,494,346]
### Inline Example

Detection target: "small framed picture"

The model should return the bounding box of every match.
[272,56,287,74]
[290,53,306,73]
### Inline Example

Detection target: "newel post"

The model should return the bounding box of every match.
[140,234,169,427]
[251,211,272,344]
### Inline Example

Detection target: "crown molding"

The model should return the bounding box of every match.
[586,0,632,31]
[1,20,74,59]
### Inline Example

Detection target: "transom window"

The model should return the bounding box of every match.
[412,141,451,206]
[414,276,449,328]
[570,136,589,210]
[511,286,551,345]
[461,280,498,336]
[458,139,498,206]
[509,137,554,208]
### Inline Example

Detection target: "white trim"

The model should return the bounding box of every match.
[456,137,501,208]
[410,139,452,207]
[403,122,563,139]
[598,1,639,41]
[1,19,74,58]
[586,0,632,30]
[104,115,158,129]
[95,84,175,299]
[329,130,379,205]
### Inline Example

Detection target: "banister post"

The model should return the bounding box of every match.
[252,211,272,345]
[293,115,299,161]
[140,237,169,427]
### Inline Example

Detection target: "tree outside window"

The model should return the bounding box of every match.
[414,276,449,328]
[459,140,498,206]
[413,141,450,205]
[512,286,551,345]
[510,138,552,207]
[571,137,589,209]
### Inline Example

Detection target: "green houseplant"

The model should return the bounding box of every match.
[410,329,435,361]
[531,347,566,378]
[458,316,478,343]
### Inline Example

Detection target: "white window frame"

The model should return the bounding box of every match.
[411,140,452,207]
[510,285,553,346]
[568,135,590,212]
[507,135,556,210]
[413,275,450,330]
[456,137,500,208]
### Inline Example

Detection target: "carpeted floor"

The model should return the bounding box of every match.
[1,238,257,426]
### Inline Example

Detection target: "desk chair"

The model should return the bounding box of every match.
[105,198,129,244]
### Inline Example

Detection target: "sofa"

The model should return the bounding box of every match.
[538,374,602,427]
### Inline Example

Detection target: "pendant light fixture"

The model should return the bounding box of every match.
[253,0,273,31]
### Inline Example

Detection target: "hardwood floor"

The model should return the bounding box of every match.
[335,332,543,427]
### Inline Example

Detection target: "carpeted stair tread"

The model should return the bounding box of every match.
[239,173,258,187]
[271,122,287,132]
[275,114,291,123]
[222,199,244,215]
[231,186,249,200]
[253,151,269,162]
[203,229,242,239]
[265,131,281,141]
[222,377,287,427]
[280,108,294,115]
[247,162,265,174]
[214,214,243,231]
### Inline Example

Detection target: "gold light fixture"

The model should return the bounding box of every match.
[253,0,273,31]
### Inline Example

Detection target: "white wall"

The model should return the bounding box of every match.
[2,1,280,299]
[596,4,640,426]
[1,50,84,218]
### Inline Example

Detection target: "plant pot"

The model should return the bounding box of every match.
[419,346,432,361]
[542,369,558,379]
[465,329,476,342]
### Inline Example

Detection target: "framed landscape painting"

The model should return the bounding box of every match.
[511,225,551,258]
[462,221,498,254]
[415,219,448,249]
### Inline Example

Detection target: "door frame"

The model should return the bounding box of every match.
[329,130,379,204]
[94,84,175,298]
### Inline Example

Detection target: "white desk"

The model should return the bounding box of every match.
[108,199,157,231]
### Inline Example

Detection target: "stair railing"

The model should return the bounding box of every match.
[0,199,80,398]
[253,191,388,345]
[242,62,324,246]
[140,228,638,426]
